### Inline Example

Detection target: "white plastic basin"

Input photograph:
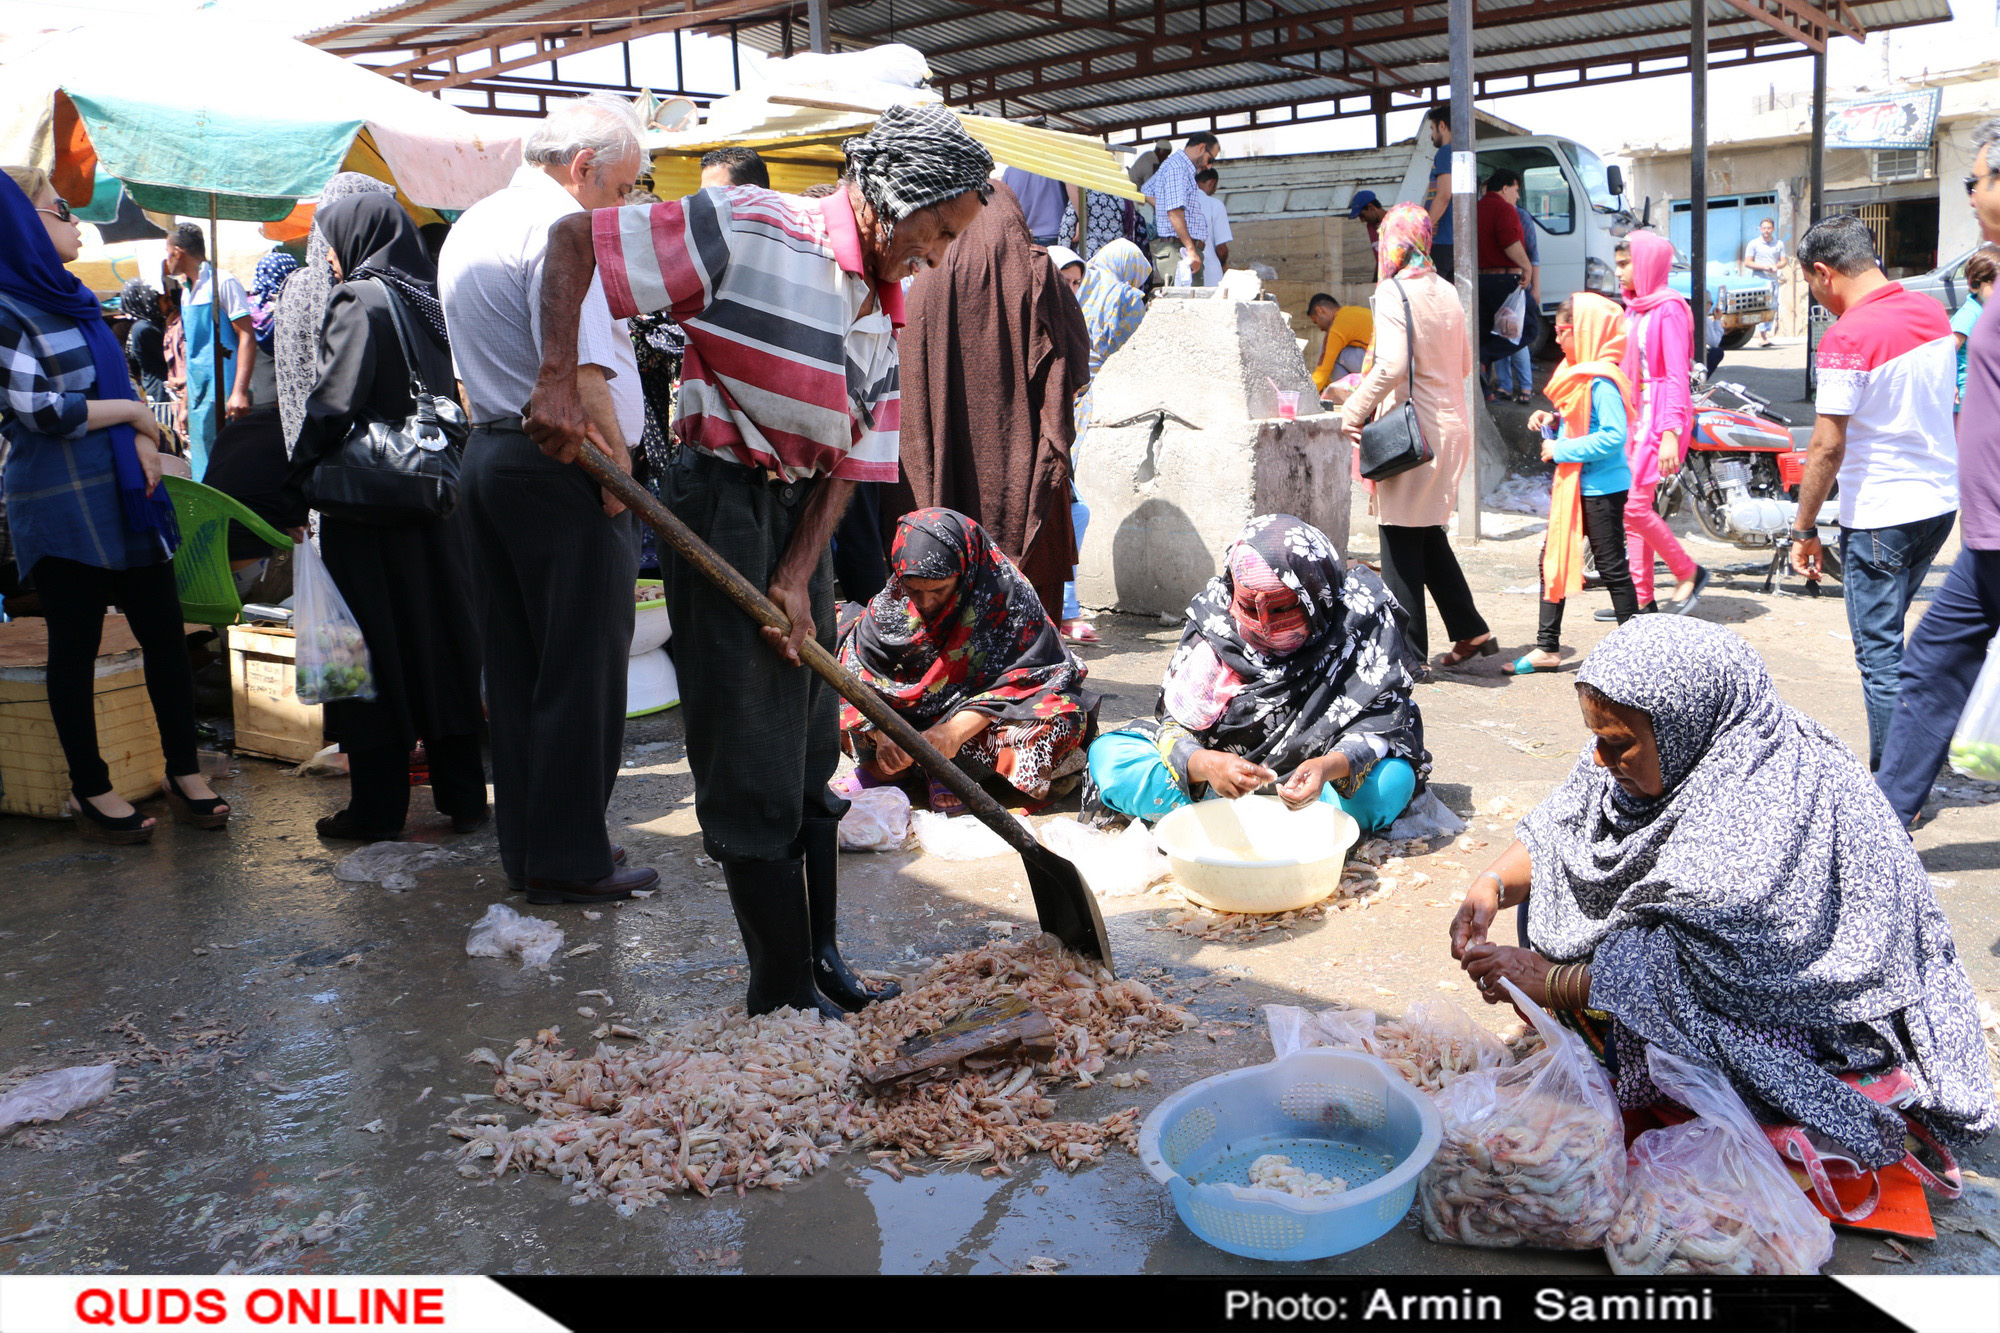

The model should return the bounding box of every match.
[1152,794,1358,915]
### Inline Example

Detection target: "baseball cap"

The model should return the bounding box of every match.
[1346,190,1381,218]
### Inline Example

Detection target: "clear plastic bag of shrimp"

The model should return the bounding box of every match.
[1604,1046,1834,1275]
[1419,977,1624,1249]
[1264,1004,1378,1059]
[292,539,376,705]
[1948,631,2000,779]
[1371,1000,1514,1096]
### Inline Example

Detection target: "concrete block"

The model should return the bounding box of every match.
[1077,298,1352,616]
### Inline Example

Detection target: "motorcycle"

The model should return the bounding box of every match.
[1654,376,1838,593]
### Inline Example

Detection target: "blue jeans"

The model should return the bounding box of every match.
[1876,548,2000,825]
[1841,511,1957,768]
[1494,343,1533,395]
[1087,728,1418,834]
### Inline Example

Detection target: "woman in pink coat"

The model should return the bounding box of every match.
[1608,230,1710,618]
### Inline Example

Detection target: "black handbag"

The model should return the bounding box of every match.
[302,279,466,525]
[1357,276,1437,483]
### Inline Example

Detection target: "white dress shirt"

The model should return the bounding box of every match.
[437,163,642,444]
[1200,191,1233,249]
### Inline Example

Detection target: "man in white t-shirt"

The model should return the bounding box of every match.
[1742,217,1786,345]
[1195,168,1231,275]
[1787,215,1959,768]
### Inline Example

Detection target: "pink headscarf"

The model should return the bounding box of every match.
[1621,229,1683,316]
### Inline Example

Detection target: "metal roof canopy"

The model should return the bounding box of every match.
[304,0,1948,141]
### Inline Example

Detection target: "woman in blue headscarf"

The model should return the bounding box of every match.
[0,165,228,841]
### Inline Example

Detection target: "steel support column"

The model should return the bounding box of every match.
[809,0,830,51]
[1809,46,1826,223]
[1451,0,1479,544]
[1691,0,1709,372]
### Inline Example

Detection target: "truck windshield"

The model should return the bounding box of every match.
[1478,145,1574,235]
[1560,141,1620,213]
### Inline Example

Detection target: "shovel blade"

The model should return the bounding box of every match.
[1021,841,1115,972]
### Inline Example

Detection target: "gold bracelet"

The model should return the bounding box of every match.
[1546,964,1568,1010]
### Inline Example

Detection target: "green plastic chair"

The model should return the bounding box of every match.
[162,474,296,628]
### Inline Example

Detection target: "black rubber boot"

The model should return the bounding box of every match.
[722,857,844,1020]
[802,819,901,1013]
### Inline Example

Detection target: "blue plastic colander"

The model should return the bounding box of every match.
[1138,1048,1441,1261]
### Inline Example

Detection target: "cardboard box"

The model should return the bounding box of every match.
[0,618,164,820]
[229,625,324,764]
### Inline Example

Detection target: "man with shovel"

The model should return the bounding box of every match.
[526,105,996,1019]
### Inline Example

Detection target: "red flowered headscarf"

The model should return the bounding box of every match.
[837,508,1096,731]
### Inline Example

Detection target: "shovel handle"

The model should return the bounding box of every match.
[574,444,1040,858]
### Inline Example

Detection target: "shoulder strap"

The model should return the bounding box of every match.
[1390,276,1418,401]
[362,278,433,401]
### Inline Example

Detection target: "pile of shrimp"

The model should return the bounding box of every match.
[448,935,1195,1212]
[853,935,1193,1175]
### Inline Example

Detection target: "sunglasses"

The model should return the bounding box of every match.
[1966,171,1999,196]
[36,197,74,223]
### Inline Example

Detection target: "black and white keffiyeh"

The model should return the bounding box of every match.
[841,104,994,233]
[1518,615,1995,1163]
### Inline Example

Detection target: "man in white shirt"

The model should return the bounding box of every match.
[1195,168,1232,272]
[437,93,655,905]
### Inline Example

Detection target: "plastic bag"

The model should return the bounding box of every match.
[293,539,376,705]
[910,809,1034,861]
[1493,287,1527,344]
[334,841,457,890]
[465,903,565,969]
[1264,1001,1509,1096]
[1265,1004,1378,1059]
[0,1064,116,1133]
[1040,818,1172,897]
[1419,978,1625,1249]
[1948,633,2000,779]
[1605,1046,1834,1275]
[839,786,913,852]
[1384,788,1468,843]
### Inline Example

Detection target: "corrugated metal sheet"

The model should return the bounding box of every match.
[307,0,1953,135]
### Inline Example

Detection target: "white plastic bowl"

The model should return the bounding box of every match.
[1152,795,1358,914]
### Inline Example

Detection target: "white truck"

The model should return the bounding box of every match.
[1218,124,1775,352]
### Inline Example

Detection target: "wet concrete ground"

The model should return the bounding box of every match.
[6,344,2000,1277]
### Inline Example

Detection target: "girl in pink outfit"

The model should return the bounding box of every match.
[1614,230,1710,615]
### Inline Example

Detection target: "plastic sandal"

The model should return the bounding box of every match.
[927,776,967,817]
[1502,653,1561,675]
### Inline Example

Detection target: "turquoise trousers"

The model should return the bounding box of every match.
[1087,728,1417,833]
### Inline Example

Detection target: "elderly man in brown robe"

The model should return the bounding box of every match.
[889,180,1092,619]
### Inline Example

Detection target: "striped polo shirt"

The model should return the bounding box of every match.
[1813,281,1957,530]
[593,184,904,483]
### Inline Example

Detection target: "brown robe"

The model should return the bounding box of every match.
[888,181,1092,620]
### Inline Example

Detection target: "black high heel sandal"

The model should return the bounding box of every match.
[69,791,155,844]
[162,774,231,829]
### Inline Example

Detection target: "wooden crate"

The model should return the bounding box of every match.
[229,626,324,764]
[0,617,165,820]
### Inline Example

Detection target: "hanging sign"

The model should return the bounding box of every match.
[1823,87,1942,150]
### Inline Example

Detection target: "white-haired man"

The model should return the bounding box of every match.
[438,93,655,906]
[526,105,994,1019]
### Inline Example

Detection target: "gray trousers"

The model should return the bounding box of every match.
[461,424,637,882]
[665,451,847,863]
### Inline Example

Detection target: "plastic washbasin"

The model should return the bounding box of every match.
[1152,795,1358,914]
[1138,1049,1440,1261]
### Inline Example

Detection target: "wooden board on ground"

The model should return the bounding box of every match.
[859,998,1058,1094]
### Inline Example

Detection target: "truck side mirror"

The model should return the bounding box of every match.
[1607,165,1626,198]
